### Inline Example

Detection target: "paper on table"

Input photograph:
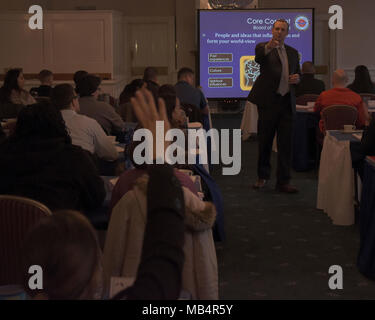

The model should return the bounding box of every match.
[296,104,314,111]
[353,133,363,140]
[368,100,375,107]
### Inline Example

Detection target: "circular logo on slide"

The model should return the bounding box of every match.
[294,16,309,31]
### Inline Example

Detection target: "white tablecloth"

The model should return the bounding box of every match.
[317,131,355,225]
[240,101,258,140]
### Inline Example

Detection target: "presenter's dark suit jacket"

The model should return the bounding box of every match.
[247,42,301,112]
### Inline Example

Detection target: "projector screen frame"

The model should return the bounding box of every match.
[197,8,315,101]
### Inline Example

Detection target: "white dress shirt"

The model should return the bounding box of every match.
[61,109,118,161]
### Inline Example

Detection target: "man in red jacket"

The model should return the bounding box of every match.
[314,69,369,133]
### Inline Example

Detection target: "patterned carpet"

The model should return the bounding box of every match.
[211,114,375,300]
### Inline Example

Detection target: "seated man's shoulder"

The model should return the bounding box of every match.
[76,112,103,129]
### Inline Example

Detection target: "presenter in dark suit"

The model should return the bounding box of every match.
[248,19,301,193]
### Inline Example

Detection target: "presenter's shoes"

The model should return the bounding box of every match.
[253,179,268,189]
[275,184,299,194]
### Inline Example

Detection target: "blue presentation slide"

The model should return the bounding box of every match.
[199,9,314,99]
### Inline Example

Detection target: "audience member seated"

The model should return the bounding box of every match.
[22,159,185,299]
[105,89,217,300]
[76,75,125,135]
[347,65,375,94]
[118,79,145,122]
[73,70,88,90]
[0,68,36,106]
[51,84,118,162]
[314,69,369,133]
[175,67,209,131]
[30,69,54,97]
[295,61,325,97]
[143,66,160,101]
[110,86,195,214]
[0,102,105,212]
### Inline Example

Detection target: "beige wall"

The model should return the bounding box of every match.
[176,0,197,72]
[46,0,176,16]
[260,0,375,82]
[2,0,375,85]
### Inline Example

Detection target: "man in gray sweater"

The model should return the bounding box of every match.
[77,75,125,135]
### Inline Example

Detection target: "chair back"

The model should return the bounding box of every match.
[321,105,358,130]
[0,195,52,286]
[296,94,320,106]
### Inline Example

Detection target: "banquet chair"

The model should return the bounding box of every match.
[321,105,358,131]
[0,195,52,286]
[315,105,358,168]
[296,94,320,106]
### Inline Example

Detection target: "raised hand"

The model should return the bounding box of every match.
[130,88,171,160]
[267,37,280,49]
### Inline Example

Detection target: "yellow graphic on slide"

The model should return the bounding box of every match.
[240,56,260,91]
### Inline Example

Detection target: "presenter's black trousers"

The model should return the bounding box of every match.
[256,93,294,185]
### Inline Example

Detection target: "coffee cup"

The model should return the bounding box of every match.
[343,125,356,132]
[307,101,315,108]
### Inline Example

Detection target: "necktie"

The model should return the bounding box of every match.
[277,46,290,96]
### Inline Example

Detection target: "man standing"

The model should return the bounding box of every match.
[248,19,301,193]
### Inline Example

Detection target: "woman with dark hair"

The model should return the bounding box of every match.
[0,102,105,212]
[158,84,187,129]
[118,79,146,121]
[347,65,375,94]
[0,68,36,105]
[119,79,146,106]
